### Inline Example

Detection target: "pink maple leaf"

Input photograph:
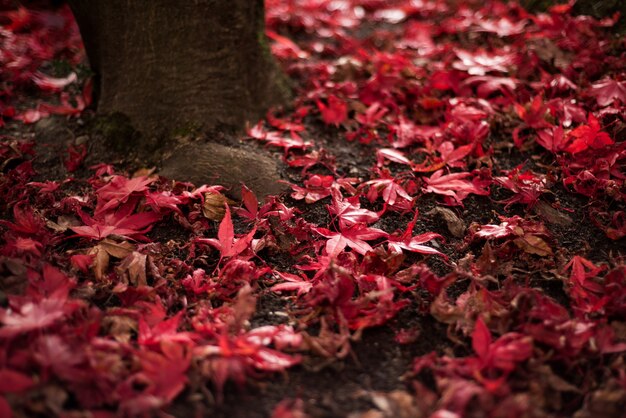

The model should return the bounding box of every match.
[422,169,490,204]
[453,49,514,75]
[315,224,388,256]
[364,176,413,207]
[328,188,380,228]
[376,148,412,167]
[589,77,626,107]
[71,201,161,240]
[271,271,313,296]
[95,175,155,215]
[145,190,183,214]
[474,17,527,37]
[31,71,77,92]
[0,296,83,338]
[138,312,196,347]
[464,76,517,98]
[387,231,446,259]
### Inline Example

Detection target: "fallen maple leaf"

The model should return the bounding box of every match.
[589,78,626,107]
[0,295,83,338]
[453,49,515,75]
[197,204,257,260]
[317,95,348,126]
[71,202,161,241]
[315,224,388,256]
[95,175,155,215]
[422,169,491,205]
[328,188,380,228]
[31,71,77,92]
[566,113,613,154]
[271,271,313,296]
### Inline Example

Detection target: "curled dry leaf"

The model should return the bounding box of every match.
[351,390,424,418]
[88,239,135,281]
[425,207,466,238]
[202,192,234,221]
[115,251,148,287]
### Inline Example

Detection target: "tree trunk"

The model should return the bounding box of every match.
[67,0,289,136]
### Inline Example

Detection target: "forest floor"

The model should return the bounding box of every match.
[1,1,626,418]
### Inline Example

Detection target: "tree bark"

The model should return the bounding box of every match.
[67,0,289,136]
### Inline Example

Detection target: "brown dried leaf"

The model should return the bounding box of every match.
[425,207,466,238]
[202,192,234,221]
[573,381,626,418]
[89,245,110,281]
[353,390,424,418]
[475,242,514,277]
[533,200,573,226]
[100,239,135,259]
[514,234,552,257]
[115,251,147,286]
[101,315,137,343]
[89,239,135,281]
[47,215,81,233]
[528,38,572,70]
[132,167,156,178]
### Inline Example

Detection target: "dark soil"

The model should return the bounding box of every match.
[2,2,626,418]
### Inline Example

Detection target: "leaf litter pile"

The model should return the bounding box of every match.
[1,1,626,417]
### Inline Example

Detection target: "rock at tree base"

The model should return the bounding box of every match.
[159,142,286,199]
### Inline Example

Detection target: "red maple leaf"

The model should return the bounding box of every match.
[194,328,301,403]
[536,126,569,153]
[119,342,191,415]
[291,174,335,203]
[64,144,87,172]
[0,368,34,393]
[197,204,256,259]
[563,256,607,314]
[514,95,551,130]
[494,166,548,208]
[470,317,533,391]
[317,95,348,126]
[565,113,613,154]
[0,204,47,236]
